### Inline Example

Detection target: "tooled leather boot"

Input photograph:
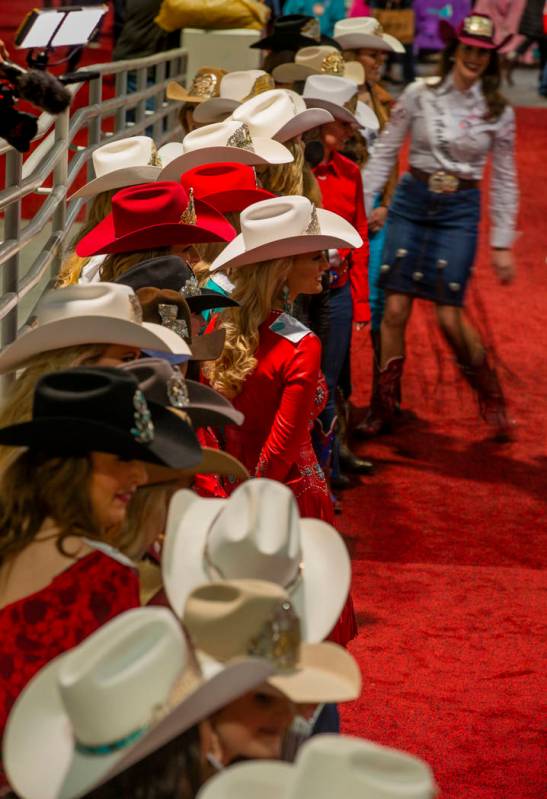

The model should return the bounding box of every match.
[459,354,514,441]
[354,355,405,437]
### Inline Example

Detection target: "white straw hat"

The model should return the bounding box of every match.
[209,195,362,272]
[197,734,437,799]
[69,137,161,201]
[156,120,293,181]
[184,579,361,703]
[334,16,405,53]
[162,479,352,643]
[229,88,333,142]
[0,283,191,375]
[193,70,275,124]
[2,607,273,799]
[272,46,365,86]
[303,74,379,131]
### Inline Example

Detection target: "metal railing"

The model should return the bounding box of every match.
[0,46,188,354]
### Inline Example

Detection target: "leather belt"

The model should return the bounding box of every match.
[410,167,479,193]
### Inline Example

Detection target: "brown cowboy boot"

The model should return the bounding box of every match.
[336,388,374,474]
[458,354,513,441]
[355,355,405,437]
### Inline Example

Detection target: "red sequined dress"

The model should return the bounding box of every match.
[0,547,140,791]
[223,310,357,644]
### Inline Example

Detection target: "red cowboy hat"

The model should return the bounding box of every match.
[439,13,512,51]
[76,182,235,258]
[179,162,275,214]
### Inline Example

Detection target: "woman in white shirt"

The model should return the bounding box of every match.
[360,14,518,441]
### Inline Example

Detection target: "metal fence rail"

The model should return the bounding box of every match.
[0,46,188,354]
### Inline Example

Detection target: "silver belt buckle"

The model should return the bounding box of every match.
[428,171,459,194]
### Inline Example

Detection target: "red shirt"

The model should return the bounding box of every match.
[313,151,370,323]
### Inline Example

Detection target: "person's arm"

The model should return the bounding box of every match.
[489,106,519,283]
[348,168,370,324]
[363,83,415,214]
[255,334,322,482]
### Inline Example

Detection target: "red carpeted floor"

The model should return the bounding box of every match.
[339,107,547,798]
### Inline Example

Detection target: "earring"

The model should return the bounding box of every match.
[282,284,293,315]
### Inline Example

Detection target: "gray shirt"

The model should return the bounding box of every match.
[364,74,519,248]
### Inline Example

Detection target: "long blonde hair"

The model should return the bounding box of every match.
[99,247,171,282]
[258,139,304,196]
[56,190,117,287]
[204,257,292,397]
[0,344,105,472]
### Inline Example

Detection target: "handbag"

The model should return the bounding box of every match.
[372,1,415,45]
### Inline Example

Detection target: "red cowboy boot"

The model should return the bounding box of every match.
[355,355,405,437]
[459,354,514,441]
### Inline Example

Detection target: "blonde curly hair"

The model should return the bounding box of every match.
[204,257,293,398]
[258,138,304,196]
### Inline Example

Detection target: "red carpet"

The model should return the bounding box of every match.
[340,107,547,798]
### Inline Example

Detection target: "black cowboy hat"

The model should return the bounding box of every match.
[251,15,340,52]
[0,367,202,471]
[114,255,239,315]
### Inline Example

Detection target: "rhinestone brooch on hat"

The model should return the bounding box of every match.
[227,123,255,152]
[464,15,493,37]
[180,187,197,226]
[181,275,201,298]
[159,304,189,339]
[242,73,275,102]
[148,141,162,167]
[131,389,154,443]
[167,372,190,408]
[247,600,300,672]
[301,18,321,41]
[189,70,220,99]
[305,204,321,235]
[129,293,143,323]
[321,52,345,76]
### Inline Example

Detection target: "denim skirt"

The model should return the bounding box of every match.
[379,172,481,306]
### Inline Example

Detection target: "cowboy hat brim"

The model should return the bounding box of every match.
[187,326,226,362]
[3,651,272,799]
[157,139,294,182]
[272,61,364,87]
[209,207,363,272]
[192,97,240,125]
[335,31,404,53]
[183,290,239,314]
[145,446,249,486]
[0,316,191,376]
[303,95,379,131]
[166,79,213,104]
[68,166,161,202]
[76,198,235,258]
[161,489,352,643]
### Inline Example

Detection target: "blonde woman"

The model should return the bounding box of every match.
[206,196,361,645]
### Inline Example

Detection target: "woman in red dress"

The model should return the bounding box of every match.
[0,366,201,783]
[206,195,362,644]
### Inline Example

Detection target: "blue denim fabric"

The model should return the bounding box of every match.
[380,173,481,306]
[319,281,353,479]
[368,194,388,332]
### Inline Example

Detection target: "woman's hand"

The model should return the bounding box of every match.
[492,248,515,284]
[368,206,388,233]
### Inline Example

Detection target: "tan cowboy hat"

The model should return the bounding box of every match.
[193,70,275,125]
[156,120,293,181]
[162,479,352,643]
[166,67,227,104]
[272,46,365,86]
[303,74,380,130]
[334,16,405,53]
[209,195,362,273]
[229,88,333,143]
[0,283,191,375]
[197,734,437,799]
[2,608,273,799]
[184,580,361,703]
[69,136,161,201]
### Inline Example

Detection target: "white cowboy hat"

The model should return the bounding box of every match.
[272,46,365,86]
[229,88,333,143]
[2,607,273,799]
[209,195,362,272]
[184,579,361,704]
[334,16,405,53]
[162,479,352,643]
[156,120,293,181]
[0,283,191,375]
[197,734,437,799]
[303,74,380,131]
[69,137,161,201]
[193,70,276,125]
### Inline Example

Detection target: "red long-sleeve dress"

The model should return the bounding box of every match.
[223,310,357,644]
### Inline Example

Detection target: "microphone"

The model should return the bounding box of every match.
[0,61,71,114]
